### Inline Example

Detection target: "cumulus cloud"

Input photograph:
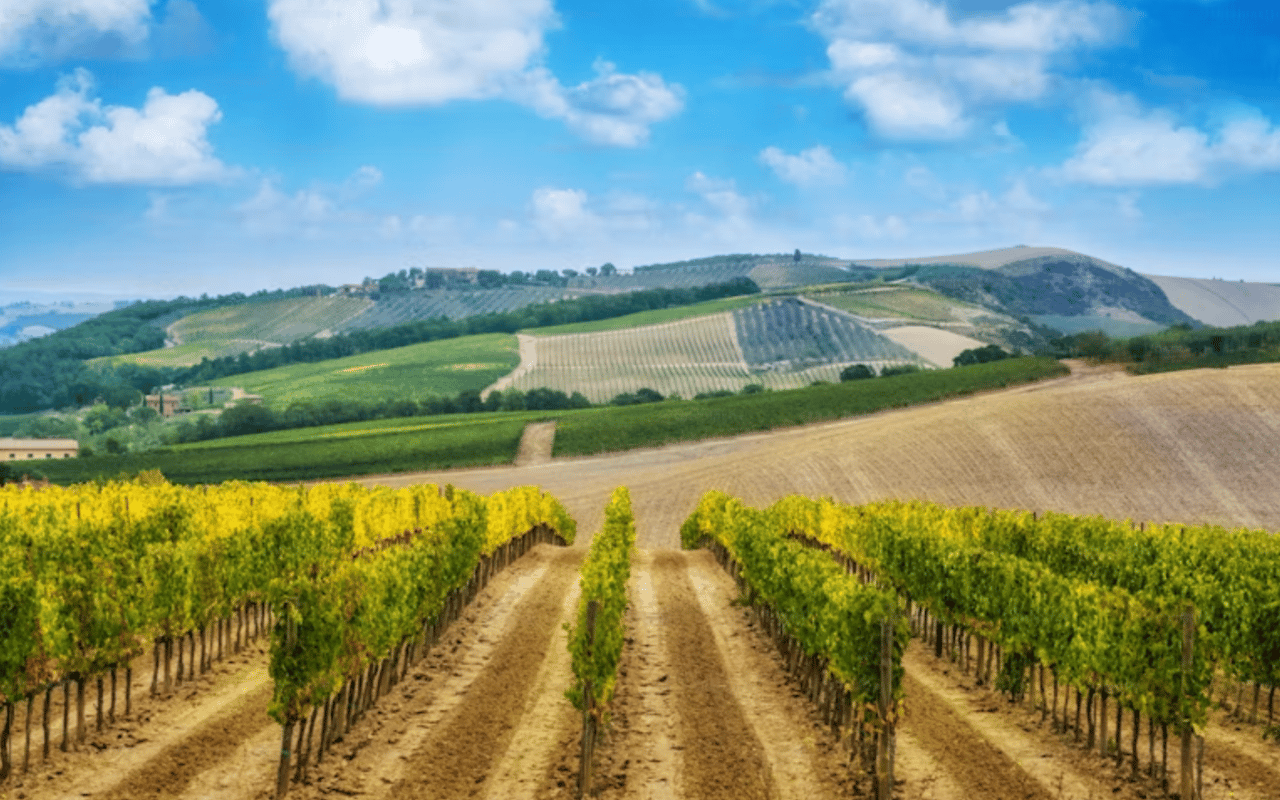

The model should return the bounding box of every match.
[267,0,556,104]
[237,178,334,236]
[267,1,681,146]
[1059,90,1280,185]
[760,145,847,186]
[811,0,1127,139]
[0,68,230,185]
[235,165,390,237]
[530,187,600,239]
[0,0,153,64]
[523,60,684,147]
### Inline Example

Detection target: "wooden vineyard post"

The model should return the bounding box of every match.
[577,600,599,800]
[1180,606,1195,800]
[877,616,895,800]
[275,604,297,800]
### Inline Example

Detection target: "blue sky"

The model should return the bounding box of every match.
[1,0,1277,301]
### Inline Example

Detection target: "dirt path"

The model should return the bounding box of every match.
[10,642,274,800]
[902,643,1280,800]
[588,549,860,800]
[515,421,558,466]
[280,543,582,800]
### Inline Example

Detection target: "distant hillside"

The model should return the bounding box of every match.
[1143,275,1280,327]
[849,247,1196,332]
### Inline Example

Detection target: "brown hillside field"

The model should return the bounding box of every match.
[370,359,1280,546]
[11,360,1279,800]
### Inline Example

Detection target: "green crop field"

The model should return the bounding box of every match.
[170,295,373,346]
[95,339,281,369]
[36,412,532,484]
[553,357,1069,456]
[526,295,767,335]
[808,286,976,323]
[210,333,520,407]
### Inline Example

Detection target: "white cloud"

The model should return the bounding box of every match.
[267,0,556,105]
[0,0,152,64]
[942,178,1050,241]
[237,178,334,236]
[0,68,230,185]
[530,187,599,239]
[846,72,968,139]
[683,171,754,239]
[1060,91,1280,186]
[267,2,681,146]
[760,145,847,186]
[519,60,685,147]
[811,0,1127,140]
[235,166,386,237]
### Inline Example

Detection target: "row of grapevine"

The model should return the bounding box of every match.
[0,479,575,788]
[270,483,575,796]
[337,287,588,331]
[171,296,374,346]
[566,487,635,797]
[925,504,1280,695]
[769,496,1236,797]
[679,491,907,799]
[514,307,925,402]
[732,298,917,368]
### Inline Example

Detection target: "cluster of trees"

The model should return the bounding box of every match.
[1042,319,1280,372]
[373,264,623,294]
[608,387,665,406]
[953,344,1011,367]
[176,278,760,385]
[839,363,924,381]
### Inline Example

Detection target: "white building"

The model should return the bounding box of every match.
[0,437,80,461]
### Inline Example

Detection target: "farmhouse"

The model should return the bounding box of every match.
[145,392,188,417]
[1,437,79,460]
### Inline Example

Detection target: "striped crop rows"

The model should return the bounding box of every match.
[512,303,924,402]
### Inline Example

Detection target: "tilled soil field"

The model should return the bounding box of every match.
[5,361,1280,799]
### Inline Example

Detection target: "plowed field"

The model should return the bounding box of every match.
[7,360,1280,799]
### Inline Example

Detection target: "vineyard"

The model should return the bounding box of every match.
[510,301,920,402]
[0,479,575,796]
[337,288,589,332]
[3,361,1280,800]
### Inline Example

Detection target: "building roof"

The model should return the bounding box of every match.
[0,438,80,449]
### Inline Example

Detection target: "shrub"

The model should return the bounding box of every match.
[880,364,921,378]
[953,344,1010,367]
[840,364,875,381]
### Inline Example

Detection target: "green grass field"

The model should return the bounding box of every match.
[209,333,519,407]
[93,339,279,369]
[808,286,974,323]
[36,412,533,484]
[525,295,766,335]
